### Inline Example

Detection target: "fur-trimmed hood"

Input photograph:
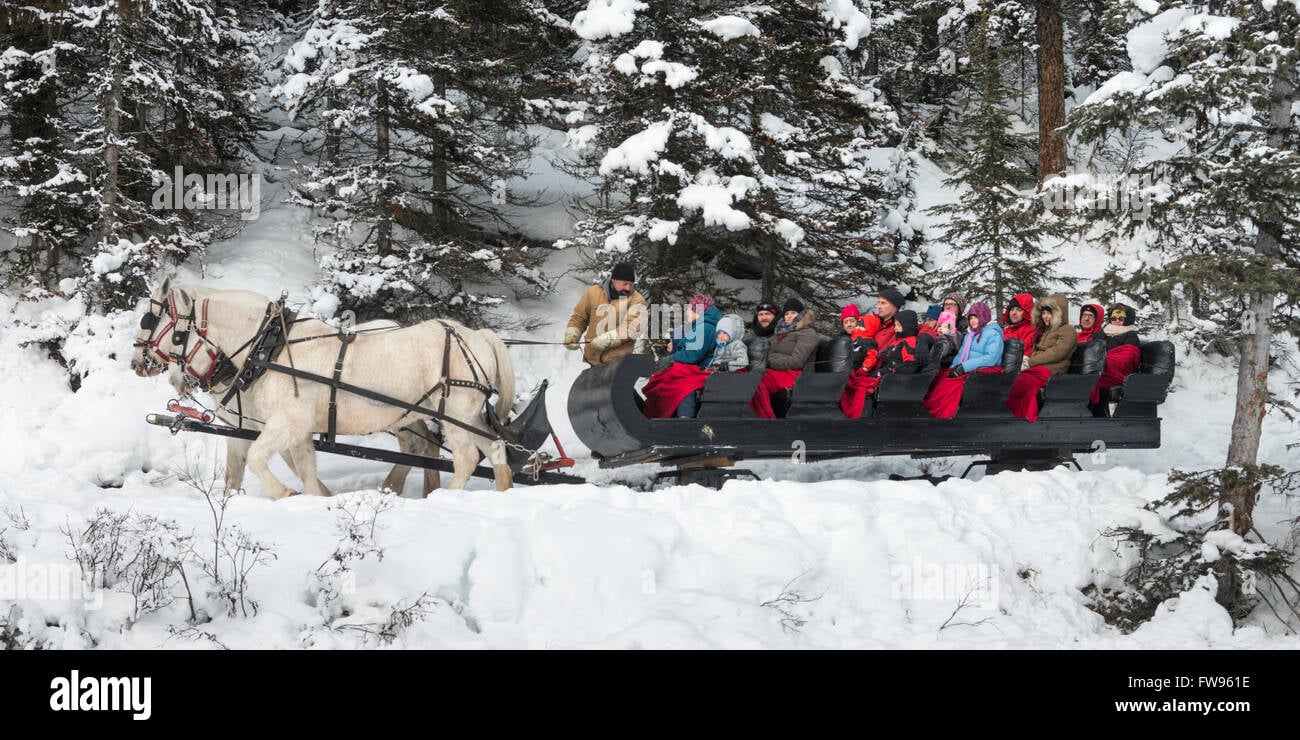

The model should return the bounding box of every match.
[1032,293,1069,330]
[776,308,817,335]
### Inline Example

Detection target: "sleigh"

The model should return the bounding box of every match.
[567,339,1176,487]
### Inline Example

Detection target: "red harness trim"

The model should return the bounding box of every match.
[146,290,181,365]
[146,291,227,386]
[181,298,228,385]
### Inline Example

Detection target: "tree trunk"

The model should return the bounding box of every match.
[99,27,123,249]
[323,86,339,201]
[920,5,942,101]
[429,22,449,233]
[1035,0,1067,185]
[761,241,776,302]
[1222,48,1295,536]
[752,88,777,300]
[993,226,1004,318]
[324,85,340,162]
[375,76,392,256]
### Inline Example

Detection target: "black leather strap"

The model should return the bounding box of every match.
[326,332,354,443]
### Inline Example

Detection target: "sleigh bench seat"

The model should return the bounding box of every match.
[1037,341,1107,418]
[956,339,1024,417]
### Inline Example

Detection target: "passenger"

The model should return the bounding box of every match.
[749,298,818,418]
[641,294,722,418]
[914,312,935,370]
[1006,293,1078,421]
[742,300,779,372]
[922,301,1004,419]
[564,261,648,366]
[668,313,748,419]
[1000,292,1038,357]
[1076,303,1104,343]
[928,309,962,370]
[710,314,750,372]
[855,288,905,371]
[919,305,941,339]
[875,310,923,375]
[940,291,969,334]
[1088,303,1142,414]
[825,304,872,373]
[839,310,923,418]
[838,288,905,417]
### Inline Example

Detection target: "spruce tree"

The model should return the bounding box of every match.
[1072,1,1300,542]
[1064,0,1130,91]
[923,4,1076,317]
[0,5,97,291]
[559,0,919,312]
[0,0,265,309]
[277,0,556,325]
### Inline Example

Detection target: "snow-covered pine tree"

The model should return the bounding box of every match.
[0,0,264,309]
[0,4,98,291]
[1064,0,1130,91]
[560,0,919,311]
[864,0,960,147]
[923,3,1076,316]
[1071,1,1300,540]
[277,0,556,326]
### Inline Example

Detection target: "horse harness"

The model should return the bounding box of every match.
[147,292,504,444]
[137,288,277,391]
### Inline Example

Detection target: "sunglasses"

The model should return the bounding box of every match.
[1110,316,1126,323]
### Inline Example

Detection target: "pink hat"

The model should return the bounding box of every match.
[840,304,860,320]
[938,309,957,332]
[689,293,714,314]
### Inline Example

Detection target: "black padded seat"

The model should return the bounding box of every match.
[697,371,763,419]
[875,371,939,418]
[1113,340,1176,417]
[786,369,850,418]
[1038,341,1106,418]
[957,338,1023,417]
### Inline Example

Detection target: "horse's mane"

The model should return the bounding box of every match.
[172,285,272,305]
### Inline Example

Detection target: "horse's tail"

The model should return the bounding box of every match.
[484,329,515,423]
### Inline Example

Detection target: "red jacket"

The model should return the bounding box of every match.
[1076,303,1104,342]
[870,335,919,376]
[857,312,898,371]
[1000,292,1037,356]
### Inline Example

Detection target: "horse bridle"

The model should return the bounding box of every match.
[134,291,184,367]
[135,289,238,389]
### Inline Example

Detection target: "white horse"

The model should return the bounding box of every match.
[133,283,443,496]
[132,280,515,498]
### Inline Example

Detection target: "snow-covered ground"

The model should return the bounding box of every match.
[2,164,1299,649]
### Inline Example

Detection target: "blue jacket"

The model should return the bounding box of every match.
[954,323,1005,372]
[672,306,722,367]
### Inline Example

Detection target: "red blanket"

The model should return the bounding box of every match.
[923,366,1002,419]
[1006,365,1054,421]
[839,370,880,419]
[749,368,803,419]
[642,362,710,418]
[1090,344,1142,404]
